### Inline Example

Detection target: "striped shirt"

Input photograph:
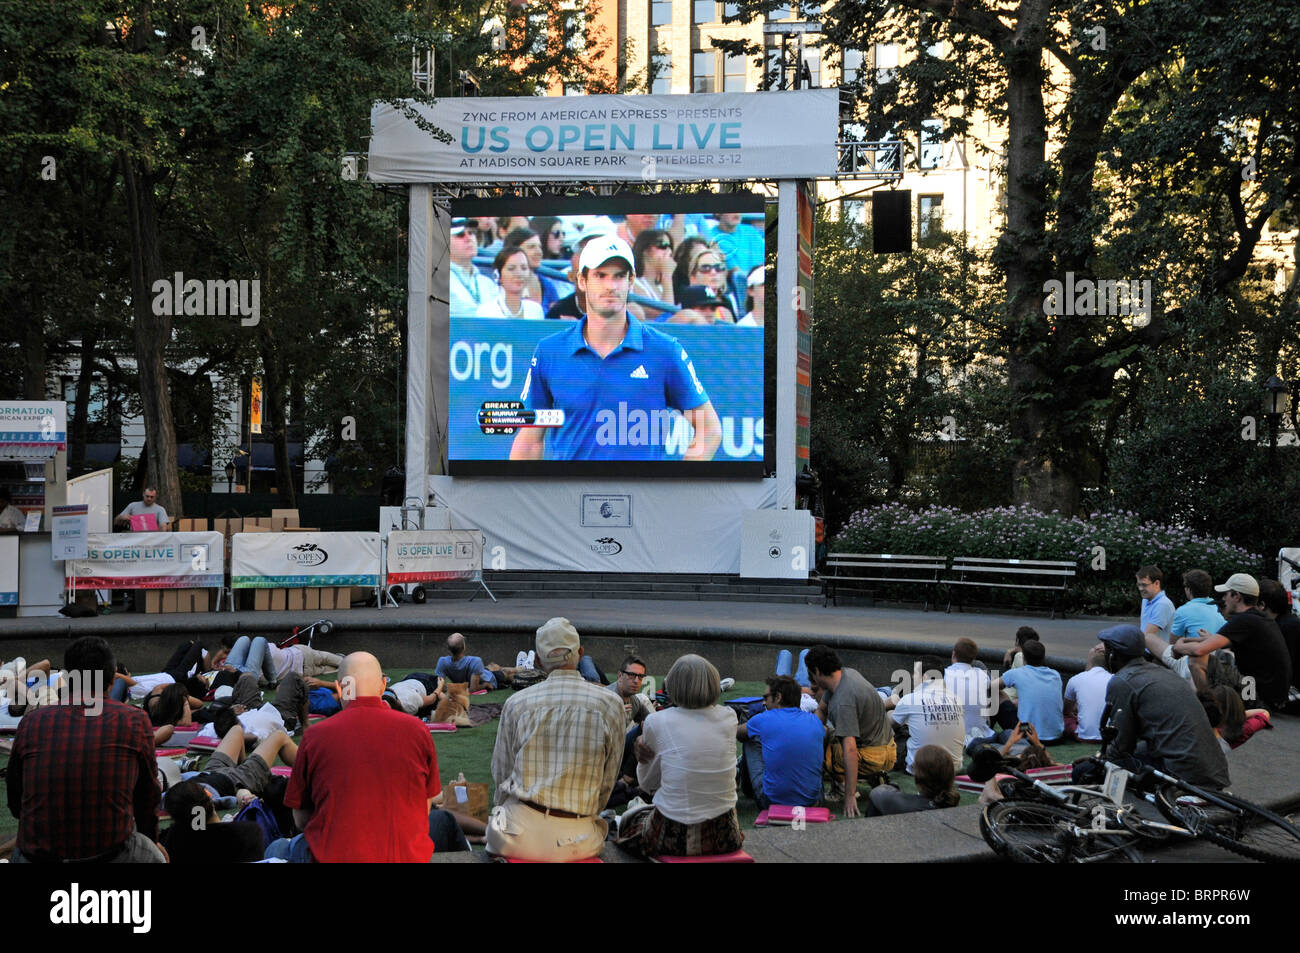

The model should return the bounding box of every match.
[8,699,159,859]
[491,668,625,816]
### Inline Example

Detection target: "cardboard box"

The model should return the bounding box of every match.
[254,589,271,611]
[162,590,179,613]
[227,518,243,535]
[270,589,287,611]
[145,590,162,613]
[335,587,353,611]
[272,508,299,523]
[287,588,305,610]
[305,588,320,610]
[318,588,334,610]
[240,524,269,534]
[271,517,286,533]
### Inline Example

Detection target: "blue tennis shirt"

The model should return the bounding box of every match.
[520,314,710,461]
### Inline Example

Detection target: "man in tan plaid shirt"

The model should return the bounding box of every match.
[487,617,626,861]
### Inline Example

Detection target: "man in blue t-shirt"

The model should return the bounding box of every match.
[509,235,722,462]
[990,639,1064,742]
[1137,564,1176,643]
[736,675,825,808]
[433,632,496,692]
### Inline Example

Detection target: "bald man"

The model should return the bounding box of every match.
[266,652,444,862]
[434,632,498,692]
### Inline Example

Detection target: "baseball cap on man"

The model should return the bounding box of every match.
[450,217,469,235]
[578,235,635,275]
[1214,573,1259,597]
[536,616,581,665]
[1097,624,1145,657]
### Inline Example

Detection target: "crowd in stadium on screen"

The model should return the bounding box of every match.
[450,213,766,327]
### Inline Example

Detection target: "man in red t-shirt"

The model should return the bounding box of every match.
[267,652,441,862]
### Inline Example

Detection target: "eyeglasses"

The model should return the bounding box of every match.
[550,229,563,238]
[621,670,646,680]
[654,241,672,249]
[694,262,726,273]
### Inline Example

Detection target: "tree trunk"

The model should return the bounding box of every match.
[19,298,45,400]
[69,331,98,475]
[999,6,1079,512]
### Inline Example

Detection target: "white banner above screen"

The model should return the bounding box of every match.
[66,533,225,589]
[231,532,381,589]
[385,530,484,584]
[368,90,839,183]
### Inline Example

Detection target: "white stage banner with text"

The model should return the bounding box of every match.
[386,530,484,584]
[369,90,839,183]
[232,532,380,588]
[66,533,224,589]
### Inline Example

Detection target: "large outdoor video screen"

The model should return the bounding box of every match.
[446,193,771,477]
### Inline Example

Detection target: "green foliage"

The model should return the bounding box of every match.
[834,502,1264,613]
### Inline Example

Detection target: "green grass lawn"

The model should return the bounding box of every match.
[0,675,1103,850]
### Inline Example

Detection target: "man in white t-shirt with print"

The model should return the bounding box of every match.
[888,655,965,772]
[1063,645,1112,741]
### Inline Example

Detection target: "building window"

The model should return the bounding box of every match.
[802,48,820,88]
[919,118,942,169]
[652,0,672,27]
[563,82,585,96]
[651,51,671,94]
[694,0,715,24]
[842,48,864,85]
[693,50,717,93]
[767,3,791,21]
[723,2,741,17]
[875,43,899,84]
[842,199,866,225]
[919,194,943,239]
[723,51,746,91]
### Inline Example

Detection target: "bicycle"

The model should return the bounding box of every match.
[974,735,1300,863]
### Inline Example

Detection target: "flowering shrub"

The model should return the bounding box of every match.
[833,504,1265,614]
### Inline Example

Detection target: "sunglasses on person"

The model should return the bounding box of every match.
[549,229,563,238]
[694,262,726,273]
[653,240,672,249]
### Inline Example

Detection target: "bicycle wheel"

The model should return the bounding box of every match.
[980,800,1142,863]
[1155,783,1300,862]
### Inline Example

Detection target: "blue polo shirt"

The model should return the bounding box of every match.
[520,314,709,461]
[1140,591,1176,641]
[1170,597,1226,640]
[745,707,825,806]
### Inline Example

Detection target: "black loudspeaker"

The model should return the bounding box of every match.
[872,190,912,254]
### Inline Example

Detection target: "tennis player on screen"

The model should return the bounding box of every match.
[509,235,722,462]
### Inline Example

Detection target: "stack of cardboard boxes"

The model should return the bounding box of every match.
[213,510,354,612]
[141,517,216,613]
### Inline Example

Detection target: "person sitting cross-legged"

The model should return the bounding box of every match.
[805,645,896,817]
[737,675,825,810]
[264,652,452,863]
[616,654,744,858]
[486,618,625,862]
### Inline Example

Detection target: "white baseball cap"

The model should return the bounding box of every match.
[578,235,635,275]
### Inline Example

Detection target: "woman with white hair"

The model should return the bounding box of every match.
[615,654,743,857]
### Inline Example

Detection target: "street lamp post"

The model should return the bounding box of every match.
[1264,375,1288,466]
[225,460,236,494]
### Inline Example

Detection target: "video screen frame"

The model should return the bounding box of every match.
[445,192,776,478]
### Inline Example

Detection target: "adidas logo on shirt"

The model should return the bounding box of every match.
[630,365,649,379]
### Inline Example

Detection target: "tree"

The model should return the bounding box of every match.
[727,0,1300,514]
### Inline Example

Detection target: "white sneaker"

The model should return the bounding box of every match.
[525,650,536,669]
[515,651,529,669]
[719,677,735,692]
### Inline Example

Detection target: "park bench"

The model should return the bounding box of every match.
[823,553,948,609]
[942,556,1077,619]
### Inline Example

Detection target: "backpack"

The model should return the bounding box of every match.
[233,797,282,850]
[1205,651,1244,694]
